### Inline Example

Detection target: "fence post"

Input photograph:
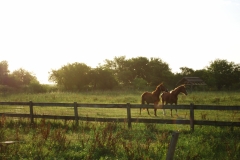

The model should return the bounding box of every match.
[190,103,194,132]
[29,101,34,124]
[127,103,131,129]
[74,102,79,125]
[166,131,179,160]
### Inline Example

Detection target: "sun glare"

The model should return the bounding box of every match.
[0,0,240,84]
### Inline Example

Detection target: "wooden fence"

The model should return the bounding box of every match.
[1,101,240,131]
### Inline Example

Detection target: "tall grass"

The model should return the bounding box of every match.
[1,90,240,159]
[1,117,240,159]
[1,90,240,105]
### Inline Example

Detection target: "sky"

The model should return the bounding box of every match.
[1,0,240,84]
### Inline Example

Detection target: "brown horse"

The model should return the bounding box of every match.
[141,83,167,116]
[161,84,187,117]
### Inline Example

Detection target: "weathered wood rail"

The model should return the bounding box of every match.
[1,101,240,131]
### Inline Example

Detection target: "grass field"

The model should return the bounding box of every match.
[1,90,240,159]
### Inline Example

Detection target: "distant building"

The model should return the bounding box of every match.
[176,77,207,91]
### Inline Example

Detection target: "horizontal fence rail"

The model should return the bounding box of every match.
[1,101,240,131]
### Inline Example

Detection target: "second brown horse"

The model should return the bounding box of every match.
[161,84,187,117]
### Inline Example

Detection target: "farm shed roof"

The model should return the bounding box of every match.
[176,77,207,86]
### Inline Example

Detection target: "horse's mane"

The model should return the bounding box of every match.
[170,84,185,94]
[152,83,163,94]
[174,84,185,90]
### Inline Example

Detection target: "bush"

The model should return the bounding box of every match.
[133,78,148,90]
[0,85,15,93]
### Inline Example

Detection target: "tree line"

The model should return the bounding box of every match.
[1,56,240,92]
[0,60,48,93]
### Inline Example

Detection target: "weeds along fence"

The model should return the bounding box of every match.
[0,101,240,131]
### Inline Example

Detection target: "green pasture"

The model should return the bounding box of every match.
[1,91,240,121]
[1,90,240,105]
[1,91,240,159]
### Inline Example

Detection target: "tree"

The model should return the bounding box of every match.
[207,59,240,90]
[102,56,131,85]
[146,58,173,87]
[0,60,9,85]
[132,77,148,89]
[11,68,38,86]
[101,56,174,88]
[103,56,127,71]
[179,67,194,76]
[128,57,150,80]
[89,68,118,90]
[49,62,91,90]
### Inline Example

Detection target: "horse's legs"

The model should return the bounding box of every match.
[154,103,157,116]
[170,109,173,117]
[140,98,144,115]
[141,102,150,115]
[162,102,166,115]
[154,102,158,116]
[170,104,178,117]
[146,102,151,115]
[140,100,144,115]
[175,103,178,115]
[147,108,150,115]
[169,103,173,117]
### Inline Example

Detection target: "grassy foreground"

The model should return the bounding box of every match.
[1,90,240,159]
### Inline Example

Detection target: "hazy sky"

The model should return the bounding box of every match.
[1,0,240,84]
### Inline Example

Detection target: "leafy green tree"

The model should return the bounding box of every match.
[102,56,174,88]
[49,62,91,90]
[89,68,118,90]
[207,59,240,90]
[146,58,173,87]
[117,69,133,85]
[102,56,131,85]
[11,68,38,86]
[179,67,194,76]
[0,60,9,85]
[27,81,47,93]
[103,56,127,71]
[191,69,214,88]
[128,57,150,80]
[132,77,148,89]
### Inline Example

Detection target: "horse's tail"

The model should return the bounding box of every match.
[141,93,146,111]
[141,97,145,105]
[141,93,146,104]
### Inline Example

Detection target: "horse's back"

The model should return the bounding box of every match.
[141,91,150,98]
[161,92,170,99]
[141,91,159,104]
[141,91,150,104]
[161,91,179,104]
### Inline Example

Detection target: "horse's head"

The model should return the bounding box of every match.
[157,83,168,92]
[180,85,188,95]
